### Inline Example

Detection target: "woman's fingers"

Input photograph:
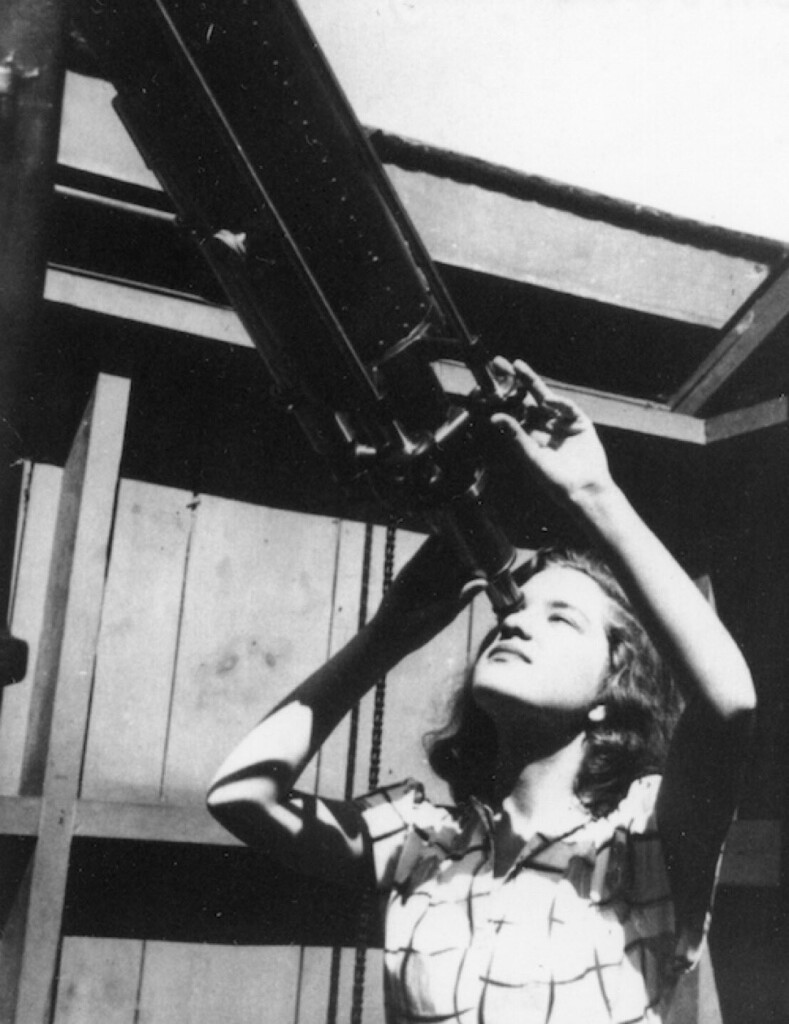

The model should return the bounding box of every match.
[488,357,611,499]
[488,356,572,427]
[512,359,553,403]
[508,360,589,435]
[512,359,568,413]
[490,354,516,382]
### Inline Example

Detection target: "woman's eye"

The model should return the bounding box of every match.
[550,614,579,629]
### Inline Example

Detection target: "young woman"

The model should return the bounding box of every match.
[207,361,755,1024]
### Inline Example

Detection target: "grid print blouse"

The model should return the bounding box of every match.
[356,775,711,1024]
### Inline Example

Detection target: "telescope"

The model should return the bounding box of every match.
[72,0,530,613]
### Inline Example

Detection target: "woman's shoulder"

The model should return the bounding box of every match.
[588,773,663,845]
[355,779,465,843]
[582,775,668,909]
[353,779,469,889]
[608,773,661,824]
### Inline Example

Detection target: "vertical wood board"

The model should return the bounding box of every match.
[138,942,300,1024]
[162,496,341,804]
[7,460,34,614]
[19,375,130,796]
[293,944,386,1024]
[314,518,367,800]
[0,463,62,794]
[53,937,143,1024]
[81,480,194,802]
[294,946,332,1024]
[11,375,130,1024]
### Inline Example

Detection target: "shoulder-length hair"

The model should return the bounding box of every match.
[425,546,683,818]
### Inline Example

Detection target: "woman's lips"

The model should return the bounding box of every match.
[487,642,531,663]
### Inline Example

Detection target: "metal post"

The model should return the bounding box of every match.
[0,0,69,686]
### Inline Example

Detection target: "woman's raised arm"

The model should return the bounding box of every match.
[490,358,755,722]
[206,536,481,883]
[491,358,756,915]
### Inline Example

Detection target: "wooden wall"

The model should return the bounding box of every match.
[3,371,782,1023]
[4,449,497,1022]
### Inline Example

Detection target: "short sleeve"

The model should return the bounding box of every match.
[354,779,454,890]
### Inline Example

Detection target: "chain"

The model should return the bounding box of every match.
[326,524,375,1024]
[350,521,396,1024]
[326,522,396,1024]
[367,522,396,791]
[344,524,375,800]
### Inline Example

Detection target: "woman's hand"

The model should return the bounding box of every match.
[490,358,614,508]
[369,535,485,660]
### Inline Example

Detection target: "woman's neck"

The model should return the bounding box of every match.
[494,724,588,838]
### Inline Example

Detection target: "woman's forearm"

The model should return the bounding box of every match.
[207,620,402,807]
[207,534,478,824]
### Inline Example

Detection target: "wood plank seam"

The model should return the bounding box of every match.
[313,517,344,800]
[156,494,201,801]
[7,463,34,623]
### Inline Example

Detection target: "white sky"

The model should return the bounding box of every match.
[61,1,789,244]
[299,0,789,243]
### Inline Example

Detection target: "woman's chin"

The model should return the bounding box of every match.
[472,681,533,723]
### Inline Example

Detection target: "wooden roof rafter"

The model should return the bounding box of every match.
[44,266,789,447]
[670,262,789,415]
[52,63,789,445]
[55,102,780,332]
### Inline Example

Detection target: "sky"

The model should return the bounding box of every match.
[298,0,789,243]
[61,1,789,244]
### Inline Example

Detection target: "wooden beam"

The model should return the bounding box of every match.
[44,267,251,347]
[2,375,130,1024]
[46,270,789,445]
[57,73,773,329]
[41,268,709,445]
[386,166,766,329]
[671,264,789,414]
[0,794,775,886]
[45,269,711,444]
[0,793,773,885]
[19,375,130,792]
[56,182,175,222]
[74,800,242,846]
[706,396,789,444]
[433,360,707,445]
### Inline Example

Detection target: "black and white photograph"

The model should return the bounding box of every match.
[0,2,787,1021]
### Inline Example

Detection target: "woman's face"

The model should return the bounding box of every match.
[472,565,612,724]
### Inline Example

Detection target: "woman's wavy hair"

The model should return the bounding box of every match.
[425,546,683,818]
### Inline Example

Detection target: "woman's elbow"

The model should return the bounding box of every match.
[205,779,240,832]
[718,665,757,721]
[205,779,235,823]
[205,776,279,836]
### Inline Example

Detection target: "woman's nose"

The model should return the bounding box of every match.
[499,608,535,640]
